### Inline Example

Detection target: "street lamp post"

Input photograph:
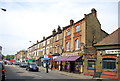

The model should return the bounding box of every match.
[1,8,6,11]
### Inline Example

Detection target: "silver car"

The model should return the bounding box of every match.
[0,62,5,81]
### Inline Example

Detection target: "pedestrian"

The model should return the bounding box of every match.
[51,64,53,71]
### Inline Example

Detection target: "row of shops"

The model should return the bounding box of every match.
[34,28,120,79]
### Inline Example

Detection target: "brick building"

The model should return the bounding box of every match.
[55,8,108,74]
[94,28,120,79]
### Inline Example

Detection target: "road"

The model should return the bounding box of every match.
[4,65,118,81]
[5,65,76,79]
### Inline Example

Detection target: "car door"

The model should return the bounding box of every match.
[0,63,2,81]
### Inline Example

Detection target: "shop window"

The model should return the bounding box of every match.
[88,60,95,70]
[102,60,116,71]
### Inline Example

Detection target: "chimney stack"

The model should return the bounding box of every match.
[70,19,74,25]
[91,8,97,17]
[57,25,62,33]
[43,36,45,40]
[52,29,56,36]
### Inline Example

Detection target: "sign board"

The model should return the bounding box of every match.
[105,49,120,54]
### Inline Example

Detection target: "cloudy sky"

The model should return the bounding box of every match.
[0,0,119,56]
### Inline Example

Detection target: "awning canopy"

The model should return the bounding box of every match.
[55,57,69,61]
[44,58,50,60]
[55,56,82,61]
[28,59,35,62]
[66,56,82,61]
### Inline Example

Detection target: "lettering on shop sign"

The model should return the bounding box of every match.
[105,49,120,54]
[63,53,78,56]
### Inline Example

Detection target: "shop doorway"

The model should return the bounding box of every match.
[70,61,75,72]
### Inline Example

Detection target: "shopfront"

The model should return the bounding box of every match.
[94,28,120,79]
[55,55,83,73]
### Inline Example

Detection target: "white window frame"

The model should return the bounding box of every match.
[75,39,80,50]
[76,25,80,32]
[66,29,70,36]
[66,42,70,51]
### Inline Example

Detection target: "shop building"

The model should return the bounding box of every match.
[0,46,2,60]
[55,8,108,74]
[94,28,120,79]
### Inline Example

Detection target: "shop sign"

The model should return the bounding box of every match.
[78,53,83,56]
[63,53,78,56]
[44,55,48,58]
[102,55,116,59]
[105,49,120,54]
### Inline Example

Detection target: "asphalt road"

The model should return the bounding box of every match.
[4,65,118,81]
[5,65,76,79]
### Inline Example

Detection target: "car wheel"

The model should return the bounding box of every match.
[28,68,30,71]
[2,75,5,81]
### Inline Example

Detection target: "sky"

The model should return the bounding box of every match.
[0,0,119,56]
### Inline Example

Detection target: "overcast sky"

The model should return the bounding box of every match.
[0,0,119,56]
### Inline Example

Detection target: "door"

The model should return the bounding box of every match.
[70,61,75,72]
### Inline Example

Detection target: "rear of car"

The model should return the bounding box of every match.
[26,62,39,72]
[19,62,28,68]
[0,63,5,81]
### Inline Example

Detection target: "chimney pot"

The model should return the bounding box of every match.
[70,19,74,25]
[91,8,97,17]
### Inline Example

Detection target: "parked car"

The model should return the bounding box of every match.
[0,62,6,81]
[13,61,19,65]
[6,61,12,65]
[26,62,39,72]
[19,62,28,68]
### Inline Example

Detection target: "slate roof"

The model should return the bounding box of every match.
[94,28,120,46]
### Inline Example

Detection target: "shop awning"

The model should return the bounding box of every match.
[66,56,82,61]
[28,59,35,62]
[55,56,82,61]
[44,58,50,60]
[55,57,69,61]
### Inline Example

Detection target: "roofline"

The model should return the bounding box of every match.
[94,44,120,47]
[63,18,85,30]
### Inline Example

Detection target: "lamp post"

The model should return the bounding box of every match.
[1,8,6,11]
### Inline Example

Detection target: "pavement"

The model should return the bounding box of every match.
[39,66,93,79]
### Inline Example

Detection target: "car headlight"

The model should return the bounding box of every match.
[30,65,32,68]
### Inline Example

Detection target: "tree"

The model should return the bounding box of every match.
[5,55,15,60]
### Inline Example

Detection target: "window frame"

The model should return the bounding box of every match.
[66,29,70,36]
[76,25,80,32]
[88,60,95,70]
[102,60,116,71]
[66,42,70,51]
[75,39,80,50]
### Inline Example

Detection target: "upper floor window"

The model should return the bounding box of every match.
[76,25,80,32]
[56,35,59,40]
[66,29,70,36]
[66,42,70,51]
[75,39,80,50]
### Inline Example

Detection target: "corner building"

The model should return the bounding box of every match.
[94,28,120,79]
